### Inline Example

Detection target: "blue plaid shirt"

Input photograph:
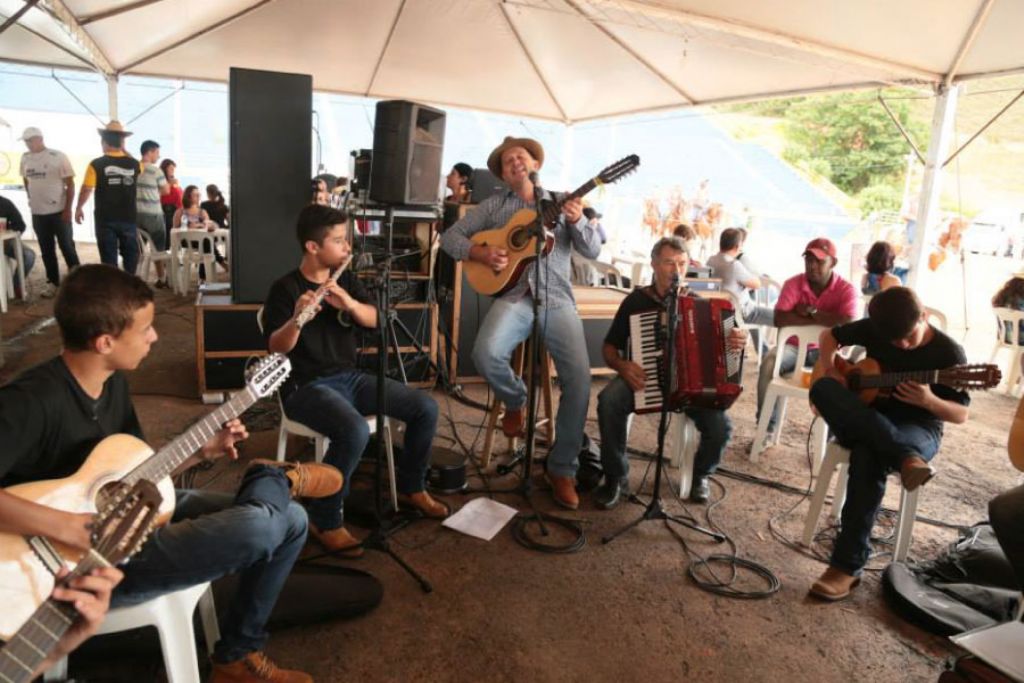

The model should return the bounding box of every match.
[440,189,602,309]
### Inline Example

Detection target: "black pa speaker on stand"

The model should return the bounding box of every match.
[369,100,446,205]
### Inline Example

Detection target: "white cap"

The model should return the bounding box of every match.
[20,127,43,141]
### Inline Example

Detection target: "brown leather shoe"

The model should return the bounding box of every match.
[309,523,364,558]
[249,459,343,499]
[501,406,526,437]
[809,567,861,601]
[900,455,936,492]
[397,491,452,519]
[547,474,579,510]
[209,651,312,683]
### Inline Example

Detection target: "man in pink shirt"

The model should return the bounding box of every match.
[756,237,858,435]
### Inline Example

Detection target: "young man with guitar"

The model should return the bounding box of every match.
[597,237,746,507]
[0,265,341,683]
[808,286,970,601]
[439,136,602,510]
[264,204,446,556]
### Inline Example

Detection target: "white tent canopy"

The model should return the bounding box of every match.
[1,0,1022,123]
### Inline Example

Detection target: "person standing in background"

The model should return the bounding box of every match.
[19,126,80,297]
[135,140,170,287]
[159,159,183,236]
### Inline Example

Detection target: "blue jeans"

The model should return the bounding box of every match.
[113,465,307,663]
[3,240,35,280]
[472,298,591,478]
[283,370,439,531]
[597,375,732,480]
[95,219,139,273]
[756,344,819,431]
[809,378,941,575]
[31,212,79,284]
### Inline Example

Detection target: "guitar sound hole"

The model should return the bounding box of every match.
[508,227,530,250]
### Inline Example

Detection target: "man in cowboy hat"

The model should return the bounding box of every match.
[75,120,143,273]
[440,136,603,510]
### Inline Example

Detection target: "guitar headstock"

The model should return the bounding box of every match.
[597,154,640,185]
[245,353,292,398]
[90,480,162,567]
[944,363,1002,390]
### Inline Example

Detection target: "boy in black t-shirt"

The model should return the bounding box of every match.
[0,265,341,683]
[264,205,445,557]
[808,287,970,601]
[596,236,746,508]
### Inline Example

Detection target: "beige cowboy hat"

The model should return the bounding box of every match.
[97,120,132,136]
[486,136,544,178]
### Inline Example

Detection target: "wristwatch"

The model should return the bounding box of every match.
[807,306,818,317]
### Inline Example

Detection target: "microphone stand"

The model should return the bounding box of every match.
[602,278,726,546]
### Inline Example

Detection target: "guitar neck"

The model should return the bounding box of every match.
[857,369,942,389]
[0,554,104,683]
[122,388,256,486]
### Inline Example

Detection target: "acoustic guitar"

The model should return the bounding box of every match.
[809,356,1000,409]
[0,480,161,683]
[1009,394,1024,472]
[464,154,640,296]
[0,353,291,640]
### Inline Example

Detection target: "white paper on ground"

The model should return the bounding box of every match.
[950,621,1024,681]
[441,497,518,541]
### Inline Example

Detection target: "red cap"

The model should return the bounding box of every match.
[803,237,837,261]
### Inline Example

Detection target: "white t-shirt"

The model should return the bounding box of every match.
[20,149,75,216]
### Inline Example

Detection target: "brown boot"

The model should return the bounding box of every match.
[900,455,936,492]
[397,491,452,519]
[248,459,342,499]
[809,567,861,601]
[501,406,525,438]
[309,523,364,558]
[209,651,312,683]
[547,474,579,510]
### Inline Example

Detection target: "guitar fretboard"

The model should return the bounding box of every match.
[122,387,257,487]
[855,369,941,389]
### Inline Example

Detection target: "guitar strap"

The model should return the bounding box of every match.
[25,535,65,578]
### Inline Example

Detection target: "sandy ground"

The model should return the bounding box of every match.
[0,242,1020,682]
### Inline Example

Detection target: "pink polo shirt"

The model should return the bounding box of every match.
[776,272,858,347]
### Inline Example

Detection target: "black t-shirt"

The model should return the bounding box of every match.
[831,319,970,429]
[91,154,140,223]
[263,268,373,398]
[200,201,229,228]
[0,357,143,487]
[605,286,666,352]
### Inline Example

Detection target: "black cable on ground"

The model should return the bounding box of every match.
[510,512,587,554]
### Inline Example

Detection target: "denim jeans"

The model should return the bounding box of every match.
[597,375,732,480]
[2,240,35,280]
[112,465,307,663]
[756,343,819,431]
[31,212,79,284]
[283,370,439,531]
[95,219,139,273]
[809,378,941,575]
[472,297,591,478]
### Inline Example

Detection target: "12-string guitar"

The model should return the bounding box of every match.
[809,357,1000,410]
[464,154,639,296]
[0,480,161,683]
[0,353,291,641]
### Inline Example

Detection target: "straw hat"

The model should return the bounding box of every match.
[486,136,544,178]
[97,120,132,136]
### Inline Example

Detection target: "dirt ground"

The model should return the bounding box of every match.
[0,243,1019,683]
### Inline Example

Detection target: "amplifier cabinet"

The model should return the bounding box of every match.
[195,293,266,401]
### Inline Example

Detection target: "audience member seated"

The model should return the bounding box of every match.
[861,241,902,295]
[0,192,37,297]
[173,185,220,281]
[201,184,230,229]
[583,203,607,245]
[756,237,857,436]
[671,223,701,266]
[445,162,473,204]
[993,271,1024,344]
[707,228,773,325]
[159,158,182,235]
[311,178,330,206]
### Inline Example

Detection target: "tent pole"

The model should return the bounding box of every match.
[906,84,959,289]
[107,74,119,120]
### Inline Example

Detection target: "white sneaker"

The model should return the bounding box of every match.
[40,283,58,298]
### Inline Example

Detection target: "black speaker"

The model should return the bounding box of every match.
[369,100,445,205]
[229,68,312,303]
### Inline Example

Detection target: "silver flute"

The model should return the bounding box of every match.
[294,257,353,329]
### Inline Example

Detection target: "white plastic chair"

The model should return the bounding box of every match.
[136,229,171,284]
[45,582,218,683]
[924,306,948,332]
[749,325,829,471]
[801,442,920,563]
[0,255,16,313]
[255,307,398,509]
[173,229,218,294]
[991,307,1024,396]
